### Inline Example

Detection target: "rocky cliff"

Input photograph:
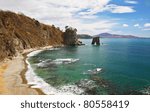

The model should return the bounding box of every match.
[0,11,81,61]
[64,26,83,46]
[91,37,100,45]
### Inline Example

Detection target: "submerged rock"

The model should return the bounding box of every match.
[76,79,96,89]
[91,76,109,88]
[75,79,98,94]
[58,85,84,95]
[140,86,150,95]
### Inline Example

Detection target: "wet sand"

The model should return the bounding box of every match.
[0,64,8,94]
[0,46,54,95]
[0,54,39,95]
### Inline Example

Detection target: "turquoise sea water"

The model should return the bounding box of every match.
[29,38,150,95]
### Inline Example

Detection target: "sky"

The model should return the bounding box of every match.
[0,0,150,37]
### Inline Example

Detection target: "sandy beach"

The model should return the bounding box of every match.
[0,46,54,95]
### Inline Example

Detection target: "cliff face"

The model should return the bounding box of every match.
[0,11,64,61]
[64,26,83,46]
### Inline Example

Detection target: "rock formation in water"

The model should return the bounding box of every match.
[64,26,83,46]
[0,11,83,61]
[91,37,100,45]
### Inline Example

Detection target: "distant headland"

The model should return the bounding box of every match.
[78,33,140,39]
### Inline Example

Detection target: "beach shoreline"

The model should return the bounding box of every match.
[0,45,55,95]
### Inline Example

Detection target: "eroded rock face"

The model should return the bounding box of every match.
[91,37,100,45]
[0,10,64,61]
[0,11,85,61]
[63,26,83,46]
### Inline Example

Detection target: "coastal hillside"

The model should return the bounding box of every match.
[77,33,139,39]
[99,33,139,38]
[0,11,68,61]
[77,34,93,39]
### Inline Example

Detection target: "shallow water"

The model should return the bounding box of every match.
[28,38,150,95]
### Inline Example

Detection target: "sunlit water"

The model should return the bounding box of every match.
[28,38,150,95]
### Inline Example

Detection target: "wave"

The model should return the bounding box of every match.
[83,68,102,75]
[27,47,60,57]
[37,58,79,68]
[83,63,96,66]
[25,51,83,95]
[27,50,43,57]
[25,60,84,94]
[53,58,79,64]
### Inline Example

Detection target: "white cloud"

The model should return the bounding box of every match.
[105,4,135,13]
[0,0,135,35]
[123,24,129,27]
[125,0,138,4]
[134,24,139,27]
[144,23,150,27]
[142,28,150,31]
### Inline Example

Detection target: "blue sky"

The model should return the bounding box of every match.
[0,0,150,37]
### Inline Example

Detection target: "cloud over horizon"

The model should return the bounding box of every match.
[0,0,149,37]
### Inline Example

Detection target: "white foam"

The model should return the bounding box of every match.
[53,58,79,64]
[27,50,43,57]
[48,47,60,51]
[27,47,60,57]
[37,58,79,68]
[83,68,102,75]
[83,63,96,66]
[25,51,83,95]
[96,68,102,72]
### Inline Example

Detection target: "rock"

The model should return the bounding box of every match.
[76,79,97,93]
[0,10,85,61]
[0,10,63,61]
[140,86,150,95]
[63,26,84,46]
[92,36,100,45]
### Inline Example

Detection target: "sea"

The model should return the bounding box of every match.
[26,38,150,95]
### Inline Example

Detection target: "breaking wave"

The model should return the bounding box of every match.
[37,58,79,68]
[25,50,83,95]
[83,68,102,75]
